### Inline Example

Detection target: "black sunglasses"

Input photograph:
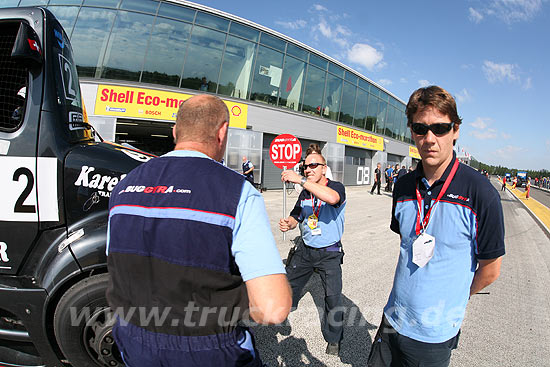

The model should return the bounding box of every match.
[411,122,454,136]
[303,163,325,169]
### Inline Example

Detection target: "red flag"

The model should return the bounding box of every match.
[286,76,292,92]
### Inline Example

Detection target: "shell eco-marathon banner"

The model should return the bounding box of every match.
[336,125,384,151]
[93,85,248,129]
[409,146,420,159]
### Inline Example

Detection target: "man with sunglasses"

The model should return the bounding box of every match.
[279,151,346,356]
[369,86,505,367]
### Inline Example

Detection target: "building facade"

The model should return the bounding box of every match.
[6,0,421,188]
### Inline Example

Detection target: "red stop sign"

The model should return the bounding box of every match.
[269,134,302,169]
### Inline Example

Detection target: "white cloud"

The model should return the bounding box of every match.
[418,80,432,88]
[400,77,407,83]
[523,77,533,90]
[471,128,498,140]
[275,19,307,30]
[470,0,544,24]
[347,43,384,71]
[312,4,328,12]
[495,145,524,159]
[455,88,471,103]
[482,60,520,83]
[469,7,484,23]
[378,79,393,87]
[470,117,490,130]
[501,132,512,139]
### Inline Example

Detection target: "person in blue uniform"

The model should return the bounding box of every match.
[368,86,505,367]
[242,156,255,185]
[279,151,346,356]
[106,94,291,367]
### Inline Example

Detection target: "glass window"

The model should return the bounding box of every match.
[404,114,412,143]
[322,73,342,121]
[301,65,325,116]
[286,43,307,61]
[338,81,355,124]
[218,35,256,99]
[229,22,259,42]
[358,78,370,90]
[141,17,192,87]
[385,105,395,137]
[1,0,20,6]
[376,100,387,135]
[120,0,158,13]
[370,86,380,97]
[18,0,48,5]
[100,11,153,81]
[249,45,283,105]
[328,62,344,77]
[195,11,229,32]
[309,53,327,70]
[344,70,358,85]
[365,93,378,131]
[157,2,195,22]
[259,32,286,52]
[83,0,120,7]
[380,90,389,102]
[48,0,82,5]
[353,87,368,129]
[180,25,225,92]
[278,56,306,112]
[46,6,79,35]
[71,7,116,77]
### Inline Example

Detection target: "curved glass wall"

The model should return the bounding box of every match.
[4,0,412,144]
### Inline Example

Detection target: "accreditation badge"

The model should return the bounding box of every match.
[307,214,318,229]
[412,232,435,268]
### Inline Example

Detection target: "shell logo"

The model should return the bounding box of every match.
[231,105,241,117]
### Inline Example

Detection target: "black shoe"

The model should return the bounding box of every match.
[326,342,340,355]
[370,191,373,195]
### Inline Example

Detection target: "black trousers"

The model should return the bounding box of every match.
[286,244,344,344]
[371,180,381,194]
[368,316,459,367]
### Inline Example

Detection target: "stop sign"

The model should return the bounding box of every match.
[269,134,302,169]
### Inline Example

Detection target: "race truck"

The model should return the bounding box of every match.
[0,7,155,366]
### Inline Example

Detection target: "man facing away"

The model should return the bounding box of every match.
[369,86,505,367]
[371,162,382,195]
[106,94,291,367]
[278,151,346,356]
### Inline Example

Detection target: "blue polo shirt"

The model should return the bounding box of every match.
[290,179,346,248]
[384,152,505,343]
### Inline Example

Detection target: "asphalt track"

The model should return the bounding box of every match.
[254,179,550,367]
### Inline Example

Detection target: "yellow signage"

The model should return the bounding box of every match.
[409,146,421,159]
[94,85,248,129]
[336,125,384,151]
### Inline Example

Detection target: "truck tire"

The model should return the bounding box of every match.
[53,274,124,367]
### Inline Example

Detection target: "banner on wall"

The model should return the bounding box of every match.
[94,85,248,129]
[336,125,384,151]
[409,146,420,159]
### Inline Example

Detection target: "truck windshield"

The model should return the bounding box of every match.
[0,21,29,132]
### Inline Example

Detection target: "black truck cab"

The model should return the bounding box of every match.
[0,7,154,366]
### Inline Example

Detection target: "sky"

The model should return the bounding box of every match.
[194,0,549,171]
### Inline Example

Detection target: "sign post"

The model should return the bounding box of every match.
[269,134,302,241]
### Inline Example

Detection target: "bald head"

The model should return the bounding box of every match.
[174,94,229,144]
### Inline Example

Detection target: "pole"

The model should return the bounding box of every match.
[282,166,286,242]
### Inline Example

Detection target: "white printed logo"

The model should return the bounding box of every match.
[0,242,9,263]
[74,166,127,198]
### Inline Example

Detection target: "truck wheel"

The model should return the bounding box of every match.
[53,274,124,367]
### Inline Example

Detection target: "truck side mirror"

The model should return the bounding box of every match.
[11,21,43,68]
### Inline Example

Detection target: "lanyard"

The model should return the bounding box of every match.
[310,180,328,217]
[415,159,459,235]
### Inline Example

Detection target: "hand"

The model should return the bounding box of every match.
[281,169,302,184]
[279,217,295,232]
